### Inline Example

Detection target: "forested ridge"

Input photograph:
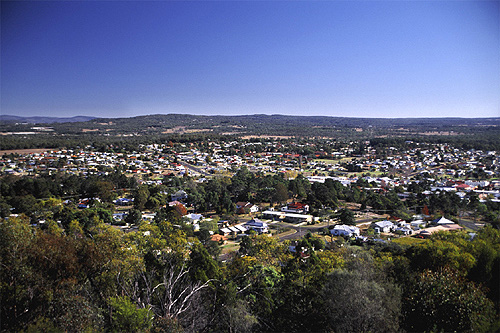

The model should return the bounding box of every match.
[2,114,500,151]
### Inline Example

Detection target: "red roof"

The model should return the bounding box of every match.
[288,202,307,209]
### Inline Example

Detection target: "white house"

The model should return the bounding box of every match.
[395,226,413,235]
[113,212,127,221]
[281,202,309,214]
[171,190,188,202]
[410,220,426,228]
[236,202,259,213]
[331,225,360,237]
[373,220,394,233]
[183,213,203,224]
[244,219,269,233]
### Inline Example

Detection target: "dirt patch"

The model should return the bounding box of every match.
[0,148,53,156]
[241,135,293,139]
[418,131,461,136]
[161,126,212,134]
[184,129,212,133]
[161,126,186,134]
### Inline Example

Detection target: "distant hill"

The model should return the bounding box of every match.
[79,113,500,136]
[0,115,96,124]
[1,113,499,151]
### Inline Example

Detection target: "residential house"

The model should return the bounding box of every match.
[281,202,309,214]
[410,220,426,229]
[331,225,360,237]
[114,198,134,206]
[395,226,413,235]
[373,220,394,233]
[236,202,259,214]
[210,234,228,243]
[244,219,269,233]
[171,190,188,202]
[183,213,203,224]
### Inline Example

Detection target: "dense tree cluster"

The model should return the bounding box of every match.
[1,211,499,332]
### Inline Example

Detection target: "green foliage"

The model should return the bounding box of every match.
[133,185,149,211]
[409,232,476,274]
[109,296,152,332]
[404,267,496,332]
[323,268,401,332]
[189,243,220,282]
[337,207,355,225]
[125,208,142,226]
[273,182,289,204]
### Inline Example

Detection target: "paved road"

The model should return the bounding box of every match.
[273,217,375,241]
[272,222,328,240]
[178,161,211,176]
[458,219,483,232]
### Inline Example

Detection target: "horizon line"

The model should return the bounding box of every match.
[2,113,499,120]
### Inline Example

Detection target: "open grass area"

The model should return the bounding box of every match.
[313,158,339,164]
[313,157,355,164]
[221,241,240,254]
[392,237,427,246]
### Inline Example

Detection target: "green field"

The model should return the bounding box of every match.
[391,236,427,246]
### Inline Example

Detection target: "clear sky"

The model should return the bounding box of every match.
[1,1,499,118]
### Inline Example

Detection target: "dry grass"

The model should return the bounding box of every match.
[0,148,52,156]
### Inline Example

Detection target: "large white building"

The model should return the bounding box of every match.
[331,225,360,237]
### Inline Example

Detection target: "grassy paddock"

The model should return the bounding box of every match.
[392,236,427,246]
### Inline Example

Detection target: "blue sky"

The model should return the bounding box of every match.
[1,1,499,118]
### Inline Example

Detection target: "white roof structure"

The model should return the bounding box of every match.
[374,220,394,228]
[410,220,425,226]
[228,226,239,233]
[333,225,359,233]
[235,225,247,232]
[434,216,454,224]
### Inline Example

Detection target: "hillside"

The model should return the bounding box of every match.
[0,115,96,124]
[1,114,499,151]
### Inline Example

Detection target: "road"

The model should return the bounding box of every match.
[178,161,211,176]
[458,219,483,232]
[273,222,330,241]
[273,218,376,241]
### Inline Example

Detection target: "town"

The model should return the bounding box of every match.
[0,139,500,239]
[1,133,499,332]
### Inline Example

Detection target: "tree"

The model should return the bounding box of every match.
[321,250,401,333]
[337,208,355,225]
[133,185,149,211]
[125,209,142,226]
[403,267,496,332]
[139,256,214,328]
[273,183,288,204]
[96,180,115,202]
[109,296,152,332]
[189,243,221,282]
